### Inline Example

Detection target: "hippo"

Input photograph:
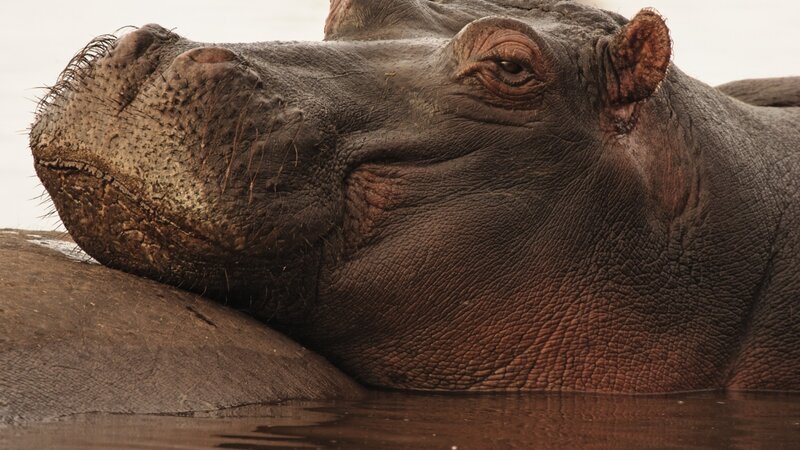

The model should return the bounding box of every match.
[28,0,800,398]
[0,231,361,426]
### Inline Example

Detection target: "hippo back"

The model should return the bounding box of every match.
[718,77,800,107]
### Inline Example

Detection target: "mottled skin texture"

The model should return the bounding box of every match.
[30,0,800,394]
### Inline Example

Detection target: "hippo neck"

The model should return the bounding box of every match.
[657,70,800,390]
[704,83,800,390]
[629,68,788,230]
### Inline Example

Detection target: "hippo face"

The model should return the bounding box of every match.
[32,1,688,391]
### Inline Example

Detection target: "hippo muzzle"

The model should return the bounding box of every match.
[30,24,391,316]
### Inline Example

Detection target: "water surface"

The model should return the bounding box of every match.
[4,391,800,449]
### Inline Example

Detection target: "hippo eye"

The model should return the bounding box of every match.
[497,60,523,75]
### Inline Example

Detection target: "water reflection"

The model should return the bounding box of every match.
[216,392,800,450]
[4,391,800,449]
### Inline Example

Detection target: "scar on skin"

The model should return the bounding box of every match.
[186,305,218,327]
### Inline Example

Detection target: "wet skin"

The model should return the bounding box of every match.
[30,0,800,393]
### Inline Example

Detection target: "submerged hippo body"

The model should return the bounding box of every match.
[29,0,800,395]
[0,231,361,425]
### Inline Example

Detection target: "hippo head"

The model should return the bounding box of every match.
[31,1,689,392]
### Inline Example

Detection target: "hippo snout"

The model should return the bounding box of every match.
[29,25,347,317]
[105,25,250,89]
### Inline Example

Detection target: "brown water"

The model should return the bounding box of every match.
[3,391,800,449]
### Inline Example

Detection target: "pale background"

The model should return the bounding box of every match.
[1,1,798,231]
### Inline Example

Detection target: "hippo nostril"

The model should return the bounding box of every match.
[182,47,238,64]
[138,23,173,37]
[108,24,173,64]
[166,46,261,91]
[112,29,156,62]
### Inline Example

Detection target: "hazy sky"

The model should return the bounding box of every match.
[2,0,798,230]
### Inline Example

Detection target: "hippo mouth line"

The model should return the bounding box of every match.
[36,158,117,183]
[34,155,219,251]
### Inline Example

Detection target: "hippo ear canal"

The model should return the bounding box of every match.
[602,9,672,106]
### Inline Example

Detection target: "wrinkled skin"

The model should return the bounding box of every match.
[30,0,800,393]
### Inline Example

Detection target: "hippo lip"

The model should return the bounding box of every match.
[36,158,116,182]
[34,156,218,250]
[35,157,136,206]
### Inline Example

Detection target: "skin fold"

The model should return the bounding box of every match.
[29,0,800,394]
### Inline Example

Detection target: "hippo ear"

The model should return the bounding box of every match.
[325,0,462,40]
[325,0,356,37]
[326,0,422,39]
[602,9,672,106]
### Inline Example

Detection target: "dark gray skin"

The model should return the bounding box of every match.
[30,0,800,394]
[718,77,800,107]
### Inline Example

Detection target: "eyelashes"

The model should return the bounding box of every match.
[453,24,550,103]
[469,41,546,91]
[497,60,524,75]
[481,57,539,87]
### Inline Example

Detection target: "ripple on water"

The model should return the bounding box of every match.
[3,391,800,450]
